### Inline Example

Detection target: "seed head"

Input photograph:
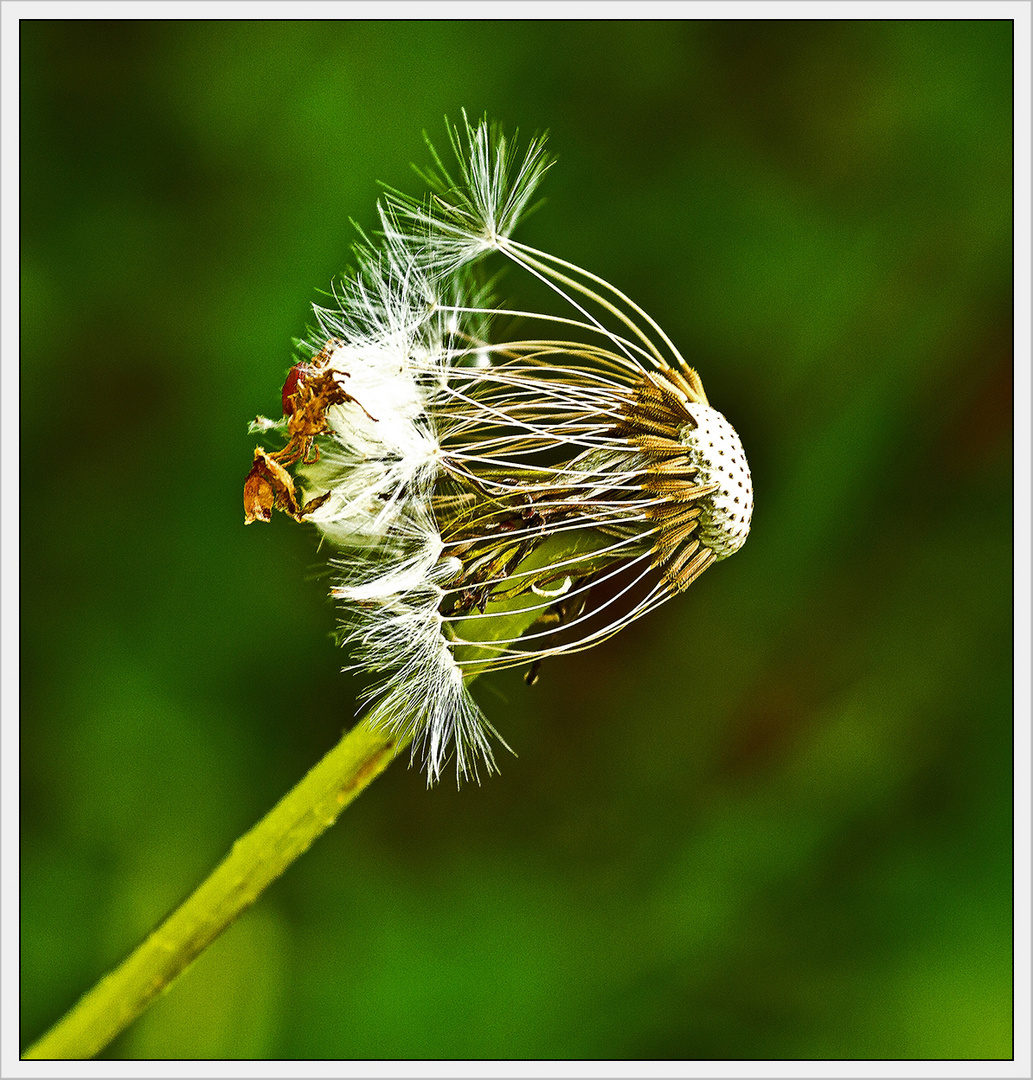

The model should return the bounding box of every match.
[244,112,753,783]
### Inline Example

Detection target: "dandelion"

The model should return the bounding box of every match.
[245,113,752,784]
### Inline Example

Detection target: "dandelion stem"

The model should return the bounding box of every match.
[23,714,405,1061]
[23,529,611,1061]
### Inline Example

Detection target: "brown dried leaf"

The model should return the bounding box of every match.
[243,447,300,524]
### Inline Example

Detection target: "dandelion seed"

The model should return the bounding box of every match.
[245,112,753,784]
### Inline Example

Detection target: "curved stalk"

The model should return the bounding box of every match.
[23,715,405,1061]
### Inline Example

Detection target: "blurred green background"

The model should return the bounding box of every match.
[20,19,1013,1060]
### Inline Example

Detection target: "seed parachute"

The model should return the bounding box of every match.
[245,113,752,783]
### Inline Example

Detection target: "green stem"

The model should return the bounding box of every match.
[24,528,618,1060]
[24,714,406,1060]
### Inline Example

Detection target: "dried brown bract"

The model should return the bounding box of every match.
[243,345,372,524]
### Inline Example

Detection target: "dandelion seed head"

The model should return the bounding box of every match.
[245,114,753,783]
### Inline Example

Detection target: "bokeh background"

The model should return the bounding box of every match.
[20,18,1014,1060]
